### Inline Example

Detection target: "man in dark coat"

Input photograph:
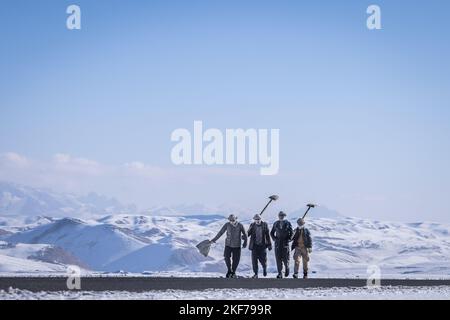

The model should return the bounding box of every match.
[247,214,272,278]
[211,214,247,278]
[270,211,293,278]
[291,218,312,279]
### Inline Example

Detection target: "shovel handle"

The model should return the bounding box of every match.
[259,199,273,216]
[302,206,312,219]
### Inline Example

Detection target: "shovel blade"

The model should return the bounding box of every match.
[196,240,212,257]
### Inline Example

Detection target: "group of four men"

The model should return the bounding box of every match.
[210,211,313,279]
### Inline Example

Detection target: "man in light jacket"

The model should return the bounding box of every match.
[211,214,247,278]
[291,218,312,279]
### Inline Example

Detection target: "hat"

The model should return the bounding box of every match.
[253,214,261,220]
[297,218,305,225]
[278,211,287,217]
[228,214,237,221]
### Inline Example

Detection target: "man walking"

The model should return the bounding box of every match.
[247,214,272,278]
[211,214,247,278]
[270,211,293,278]
[291,218,312,279]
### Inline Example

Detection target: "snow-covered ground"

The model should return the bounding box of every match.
[1,286,449,300]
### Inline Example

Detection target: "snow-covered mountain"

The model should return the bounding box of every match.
[1,182,449,277]
[0,240,86,273]
[1,213,450,277]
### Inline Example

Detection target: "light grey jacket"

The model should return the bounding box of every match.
[212,222,248,248]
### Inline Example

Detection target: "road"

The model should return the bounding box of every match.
[1,277,450,292]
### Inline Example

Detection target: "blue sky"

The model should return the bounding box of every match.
[1,0,450,221]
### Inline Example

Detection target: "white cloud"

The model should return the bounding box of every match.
[52,153,105,176]
[0,152,30,168]
[122,161,165,178]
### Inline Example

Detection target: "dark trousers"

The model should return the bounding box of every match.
[251,244,267,275]
[224,246,241,272]
[274,244,290,274]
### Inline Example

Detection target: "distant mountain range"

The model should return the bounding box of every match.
[0,181,341,220]
[0,181,136,218]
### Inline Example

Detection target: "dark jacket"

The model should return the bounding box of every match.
[270,220,293,246]
[291,227,312,250]
[247,221,272,250]
[212,222,248,248]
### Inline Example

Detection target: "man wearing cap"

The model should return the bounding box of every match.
[291,218,312,279]
[247,214,272,278]
[211,214,248,278]
[270,211,293,278]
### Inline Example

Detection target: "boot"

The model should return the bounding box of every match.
[252,274,258,279]
[263,268,267,277]
[303,272,308,279]
[293,273,298,279]
[285,268,289,278]
[226,270,232,278]
[276,273,283,279]
[230,272,237,278]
